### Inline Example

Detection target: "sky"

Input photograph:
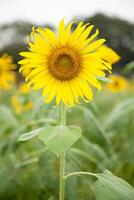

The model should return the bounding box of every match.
[0,0,134,26]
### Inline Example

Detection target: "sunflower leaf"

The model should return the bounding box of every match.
[18,127,44,141]
[38,125,82,156]
[93,170,134,200]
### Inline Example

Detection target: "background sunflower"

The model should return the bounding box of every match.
[0,54,16,90]
[105,74,129,93]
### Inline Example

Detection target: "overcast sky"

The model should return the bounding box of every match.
[0,0,134,26]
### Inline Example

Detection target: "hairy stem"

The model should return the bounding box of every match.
[59,103,66,200]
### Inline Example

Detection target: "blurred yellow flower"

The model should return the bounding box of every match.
[106,75,129,92]
[96,45,120,64]
[23,101,33,110]
[0,54,16,90]
[11,83,33,114]
[19,19,118,106]
[19,83,31,94]
[11,95,22,114]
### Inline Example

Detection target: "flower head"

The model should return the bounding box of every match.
[106,75,129,92]
[0,54,16,90]
[11,95,22,114]
[19,19,118,106]
[11,83,33,114]
[19,82,31,94]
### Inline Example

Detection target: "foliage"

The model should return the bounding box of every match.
[94,170,134,200]
[0,84,134,199]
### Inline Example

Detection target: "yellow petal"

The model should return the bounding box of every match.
[58,18,66,44]
[62,20,76,45]
[75,25,94,49]
[76,78,93,100]
[37,28,58,46]
[64,82,74,106]
[81,39,106,54]
[79,29,99,50]
[96,45,120,64]
[68,22,88,45]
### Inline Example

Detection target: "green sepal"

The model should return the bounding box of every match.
[97,76,112,83]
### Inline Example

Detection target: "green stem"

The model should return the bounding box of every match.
[59,103,66,200]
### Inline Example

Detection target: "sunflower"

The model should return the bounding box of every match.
[19,19,118,106]
[11,95,22,114]
[105,75,129,92]
[19,82,31,94]
[0,54,16,90]
[11,95,33,114]
[11,83,33,114]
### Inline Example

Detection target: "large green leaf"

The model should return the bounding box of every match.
[39,125,82,156]
[94,170,134,200]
